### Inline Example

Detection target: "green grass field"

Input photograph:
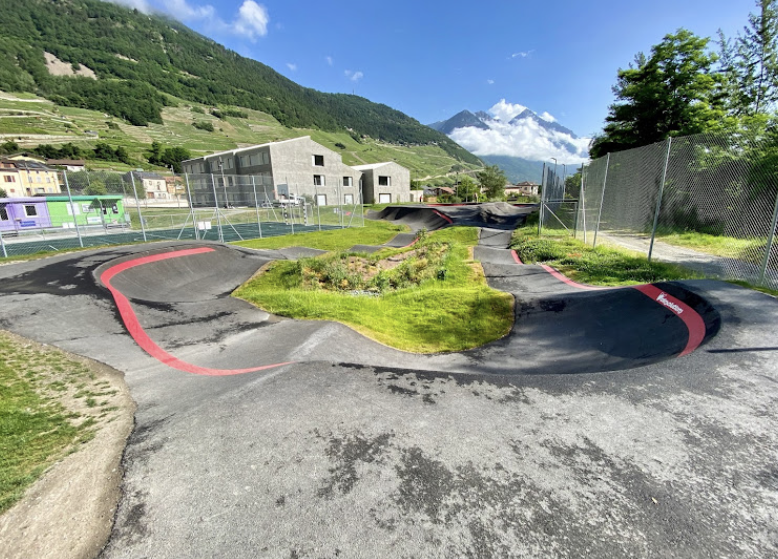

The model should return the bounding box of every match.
[0,333,121,514]
[234,227,513,352]
[514,226,699,286]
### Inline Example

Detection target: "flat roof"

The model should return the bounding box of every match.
[0,197,47,203]
[41,195,123,201]
[182,136,310,163]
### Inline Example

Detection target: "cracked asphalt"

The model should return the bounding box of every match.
[0,215,777,558]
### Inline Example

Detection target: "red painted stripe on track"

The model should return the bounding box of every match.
[511,250,523,265]
[100,247,295,376]
[631,284,706,356]
[538,264,707,356]
[432,209,454,224]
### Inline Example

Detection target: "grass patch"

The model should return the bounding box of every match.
[233,219,407,252]
[0,333,120,514]
[234,230,513,353]
[512,226,699,286]
[655,230,766,260]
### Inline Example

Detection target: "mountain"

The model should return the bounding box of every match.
[0,0,480,166]
[426,103,590,180]
[479,156,545,184]
[428,110,489,135]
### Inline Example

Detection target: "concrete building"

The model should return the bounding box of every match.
[181,136,411,206]
[0,195,125,232]
[352,162,411,205]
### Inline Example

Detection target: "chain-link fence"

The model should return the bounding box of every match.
[559,131,778,289]
[0,170,365,258]
[539,162,579,233]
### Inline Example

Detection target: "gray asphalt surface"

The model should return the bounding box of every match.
[0,213,777,558]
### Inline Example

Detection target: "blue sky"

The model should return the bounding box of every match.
[113,0,757,138]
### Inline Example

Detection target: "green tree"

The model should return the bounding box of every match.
[456,176,480,201]
[84,179,107,195]
[564,168,583,200]
[590,30,727,158]
[477,165,507,200]
[718,0,778,117]
[0,187,7,197]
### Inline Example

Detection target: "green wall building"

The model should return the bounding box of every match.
[44,195,126,228]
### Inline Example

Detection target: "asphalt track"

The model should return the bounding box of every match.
[1,203,777,558]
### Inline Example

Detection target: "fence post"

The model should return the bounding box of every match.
[129,172,147,243]
[0,227,7,258]
[210,173,224,243]
[251,176,262,239]
[759,186,778,286]
[538,162,546,236]
[579,165,587,242]
[184,173,198,241]
[63,171,84,248]
[592,153,611,249]
[648,138,672,263]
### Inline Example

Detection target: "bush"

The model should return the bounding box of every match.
[193,121,214,132]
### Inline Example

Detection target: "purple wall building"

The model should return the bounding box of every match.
[0,198,52,232]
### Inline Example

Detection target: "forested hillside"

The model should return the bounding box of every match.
[0,0,480,165]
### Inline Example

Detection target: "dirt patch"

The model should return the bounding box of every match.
[44,52,97,79]
[0,331,135,559]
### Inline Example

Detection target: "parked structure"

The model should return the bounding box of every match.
[0,195,126,232]
[47,159,86,172]
[0,159,61,196]
[0,197,51,232]
[181,136,411,206]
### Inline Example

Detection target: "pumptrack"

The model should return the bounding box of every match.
[89,202,720,376]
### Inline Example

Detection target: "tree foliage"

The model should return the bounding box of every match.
[718,0,778,117]
[146,141,190,172]
[590,30,727,158]
[477,165,507,200]
[456,176,480,202]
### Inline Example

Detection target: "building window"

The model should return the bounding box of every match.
[316,194,327,206]
[313,155,324,167]
[0,206,8,220]
[3,175,15,183]
[378,176,391,187]
[343,177,353,187]
[262,152,270,165]
[313,175,325,186]
[24,205,38,217]
[344,194,354,205]
[227,157,233,169]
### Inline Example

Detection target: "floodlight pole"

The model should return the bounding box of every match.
[129,172,146,242]
[210,173,224,243]
[592,153,610,249]
[251,176,262,238]
[184,173,198,240]
[648,138,672,263]
[64,171,84,248]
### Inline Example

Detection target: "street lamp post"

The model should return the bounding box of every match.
[218,159,229,209]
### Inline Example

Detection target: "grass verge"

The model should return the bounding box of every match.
[234,227,512,353]
[233,219,408,252]
[655,230,766,260]
[0,332,119,514]
[512,226,699,286]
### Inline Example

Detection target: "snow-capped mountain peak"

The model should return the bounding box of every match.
[428,100,589,165]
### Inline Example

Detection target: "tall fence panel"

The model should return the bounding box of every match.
[0,170,364,258]
[573,130,778,289]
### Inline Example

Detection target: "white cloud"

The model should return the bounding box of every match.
[107,0,152,12]
[232,0,269,39]
[326,56,333,66]
[106,0,269,41]
[510,50,533,59]
[488,99,527,122]
[286,63,297,71]
[345,70,363,82]
[487,79,495,85]
[164,0,215,19]
[540,111,556,123]
[449,115,590,164]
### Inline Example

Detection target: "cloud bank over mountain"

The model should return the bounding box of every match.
[433,100,590,165]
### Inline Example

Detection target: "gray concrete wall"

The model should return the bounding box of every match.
[359,162,411,204]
